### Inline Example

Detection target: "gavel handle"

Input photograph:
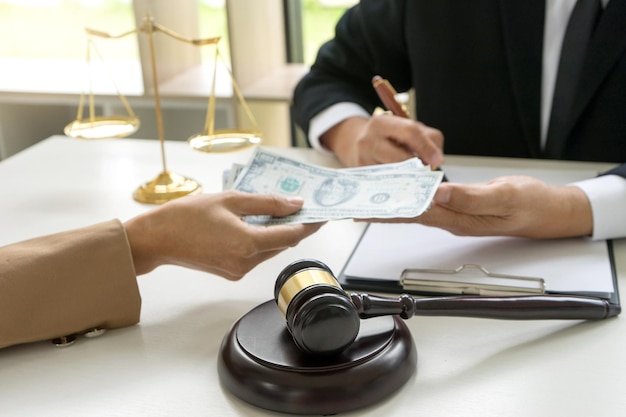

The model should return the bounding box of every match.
[350,293,620,320]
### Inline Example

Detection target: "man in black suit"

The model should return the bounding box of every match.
[292,0,626,240]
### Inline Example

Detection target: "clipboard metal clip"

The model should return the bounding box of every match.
[400,264,546,296]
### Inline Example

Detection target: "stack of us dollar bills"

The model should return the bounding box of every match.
[224,148,444,225]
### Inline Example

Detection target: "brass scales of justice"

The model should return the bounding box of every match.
[64,13,262,204]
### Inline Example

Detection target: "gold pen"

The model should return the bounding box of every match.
[371,75,410,118]
[371,75,447,180]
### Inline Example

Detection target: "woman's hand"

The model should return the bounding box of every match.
[124,191,324,280]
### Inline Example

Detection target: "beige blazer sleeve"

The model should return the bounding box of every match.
[0,219,141,349]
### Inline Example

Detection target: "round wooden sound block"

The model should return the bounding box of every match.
[218,300,417,415]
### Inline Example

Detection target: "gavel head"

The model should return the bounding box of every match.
[274,259,360,356]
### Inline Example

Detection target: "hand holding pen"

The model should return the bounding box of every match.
[371,75,411,118]
[316,75,444,168]
[371,75,446,174]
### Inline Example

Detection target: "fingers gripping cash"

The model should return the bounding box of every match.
[225,148,444,224]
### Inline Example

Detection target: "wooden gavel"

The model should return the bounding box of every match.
[274,259,620,356]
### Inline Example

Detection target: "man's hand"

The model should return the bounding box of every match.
[373,176,593,239]
[320,115,444,168]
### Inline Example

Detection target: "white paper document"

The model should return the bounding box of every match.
[342,223,615,296]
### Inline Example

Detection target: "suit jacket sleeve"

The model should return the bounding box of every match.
[0,220,141,349]
[604,164,626,178]
[293,0,411,137]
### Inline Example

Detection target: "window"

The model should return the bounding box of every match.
[287,0,358,65]
[301,0,358,64]
[0,0,229,94]
[198,0,229,63]
[0,0,358,157]
[0,0,137,60]
[0,0,140,93]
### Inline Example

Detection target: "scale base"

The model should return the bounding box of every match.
[133,170,201,204]
[218,300,417,415]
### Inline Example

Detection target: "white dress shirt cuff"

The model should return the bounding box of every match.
[308,102,371,155]
[572,175,626,241]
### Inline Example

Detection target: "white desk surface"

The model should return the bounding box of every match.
[1,136,625,417]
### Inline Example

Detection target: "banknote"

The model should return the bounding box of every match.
[223,157,427,190]
[223,163,245,190]
[231,148,443,225]
[339,156,427,173]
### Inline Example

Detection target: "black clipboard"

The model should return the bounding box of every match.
[338,224,621,309]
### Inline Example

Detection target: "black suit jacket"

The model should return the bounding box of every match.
[293,0,626,173]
